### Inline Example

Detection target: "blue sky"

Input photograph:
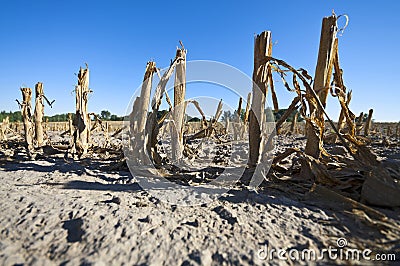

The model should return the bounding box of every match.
[0,0,399,121]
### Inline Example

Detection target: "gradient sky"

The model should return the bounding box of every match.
[0,0,399,121]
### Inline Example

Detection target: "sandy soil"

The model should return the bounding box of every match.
[0,133,399,265]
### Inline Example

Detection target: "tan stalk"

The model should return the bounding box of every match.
[73,65,91,157]
[364,109,373,136]
[20,87,34,155]
[233,97,243,140]
[0,117,9,141]
[243,92,251,124]
[34,82,45,147]
[356,112,364,135]
[171,47,187,162]
[304,14,338,159]
[136,62,156,134]
[248,31,272,167]
[145,53,181,164]
[290,112,298,134]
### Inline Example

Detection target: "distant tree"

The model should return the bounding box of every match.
[362,113,368,122]
[264,107,303,123]
[157,110,168,120]
[188,117,201,122]
[0,111,22,122]
[232,109,246,121]
[0,110,127,122]
[184,114,193,122]
[110,114,123,121]
[240,109,246,121]
[221,110,233,122]
[101,110,111,120]
[44,113,68,122]
[0,108,304,124]
[265,107,275,122]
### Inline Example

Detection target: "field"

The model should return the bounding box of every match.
[1,11,400,266]
[0,120,399,264]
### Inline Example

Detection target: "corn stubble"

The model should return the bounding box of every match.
[2,13,399,240]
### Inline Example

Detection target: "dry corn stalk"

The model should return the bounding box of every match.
[304,14,338,159]
[104,121,109,148]
[20,87,34,155]
[0,116,10,141]
[336,91,354,132]
[224,117,230,135]
[68,113,73,136]
[275,97,300,134]
[290,112,298,134]
[356,112,364,123]
[89,113,106,133]
[72,64,91,157]
[336,91,350,132]
[331,88,355,137]
[186,99,223,141]
[129,97,140,133]
[243,92,251,124]
[129,61,156,163]
[145,53,182,165]
[214,99,223,121]
[331,40,357,143]
[248,31,272,167]
[331,75,355,140]
[241,92,252,139]
[387,126,392,137]
[186,100,207,128]
[171,46,187,162]
[236,97,243,123]
[135,61,156,134]
[261,55,359,184]
[44,117,49,132]
[355,112,364,135]
[34,82,45,147]
[233,97,243,140]
[364,109,373,136]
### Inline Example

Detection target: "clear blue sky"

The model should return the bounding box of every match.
[0,0,399,121]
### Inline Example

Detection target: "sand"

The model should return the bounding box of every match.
[0,133,399,265]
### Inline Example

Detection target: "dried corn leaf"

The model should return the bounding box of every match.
[298,68,312,81]
[186,100,207,123]
[361,167,400,207]
[275,97,299,133]
[269,70,279,111]
[301,153,340,185]
[272,147,300,166]
[308,184,387,221]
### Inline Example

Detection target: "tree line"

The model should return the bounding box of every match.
[0,110,124,122]
[220,108,304,123]
[1,108,304,123]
